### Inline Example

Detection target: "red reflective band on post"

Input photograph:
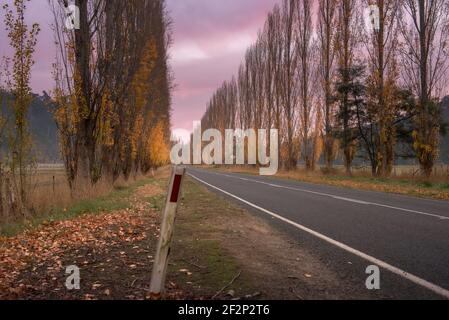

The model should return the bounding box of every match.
[170,175,183,203]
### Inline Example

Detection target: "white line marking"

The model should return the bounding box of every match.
[331,196,371,205]
[204,170,449,221]
[189,173,449,299]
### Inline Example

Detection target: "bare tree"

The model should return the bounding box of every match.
[296,0,318,170]
[400,0,449,177]
[334,0,363,175]
[358,0,402,176]
[279,0,299,170]
[318,0,338,171]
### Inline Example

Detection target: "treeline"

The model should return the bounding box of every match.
[201,0,449,177]
[0,0,172,219]
[51,0,172,191]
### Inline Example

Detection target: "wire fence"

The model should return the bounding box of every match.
[32,164,67,191]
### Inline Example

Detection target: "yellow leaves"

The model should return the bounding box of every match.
[131,115,144,161]
[98,89,115,148]
[146,120,170,168]
[120,37,171,169]
[132,38,158,112]
[412,129,438,164]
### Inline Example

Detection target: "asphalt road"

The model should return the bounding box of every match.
[187,167,449,300]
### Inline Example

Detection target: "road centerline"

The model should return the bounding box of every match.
[205,170,449,221]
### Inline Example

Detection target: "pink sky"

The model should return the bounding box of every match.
[0,0,281,132]
[167,0,281,132]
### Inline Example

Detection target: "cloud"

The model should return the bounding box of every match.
[167,0,280,130]
[171,42,209,65]
[0,0,281,130]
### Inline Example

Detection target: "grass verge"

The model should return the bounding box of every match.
[145,176,256,299]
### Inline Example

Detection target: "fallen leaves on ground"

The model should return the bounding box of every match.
[135,184,164,199]
[0,184,186,300]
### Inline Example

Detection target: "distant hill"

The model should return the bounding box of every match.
[0,91,60,162]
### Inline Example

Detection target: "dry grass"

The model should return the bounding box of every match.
[328,164,449,180]
[1,167,171,226]
[27,168,71,214]
[0,167,171,237]
[210,165,449,201]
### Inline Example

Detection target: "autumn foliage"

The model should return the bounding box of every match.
[51,0,172,191]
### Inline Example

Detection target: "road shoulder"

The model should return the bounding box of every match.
[171,177,380,299]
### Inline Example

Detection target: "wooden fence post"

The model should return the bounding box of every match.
[150,166,186,298]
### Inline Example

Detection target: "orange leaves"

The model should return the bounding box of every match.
[125,38,171,170]
[0,176,190,300]
[129,39,159,162]
[98,89,115,148]
[0,208,155,300]
[132,38,158,112]
[146,120,170,168]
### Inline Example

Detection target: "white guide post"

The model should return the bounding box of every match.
[150,166,186,298]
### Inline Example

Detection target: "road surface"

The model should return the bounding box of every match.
[187,167,449,300]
